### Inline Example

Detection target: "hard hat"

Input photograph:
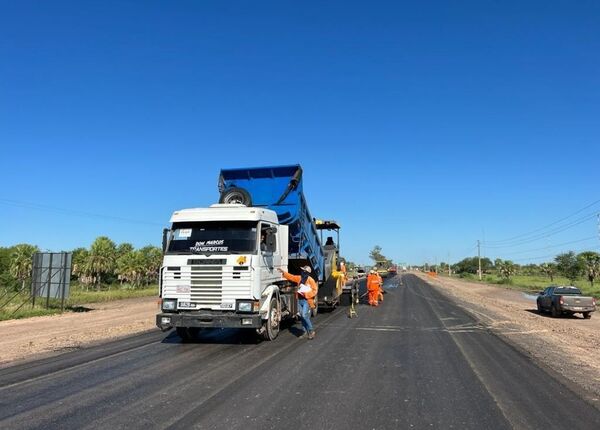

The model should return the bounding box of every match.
[301,265,312,273]
[370,269,376,274]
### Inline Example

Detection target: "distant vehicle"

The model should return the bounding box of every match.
[536,286,596,319]
[388,265,398,274]
[356,268,366,278]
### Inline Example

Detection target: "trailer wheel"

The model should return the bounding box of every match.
[261,297,281,341]
[176,327,199,342]
[219,187,252,206]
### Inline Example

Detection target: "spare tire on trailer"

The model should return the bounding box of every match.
[219,187,252,206]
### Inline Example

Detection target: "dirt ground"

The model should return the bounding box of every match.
[0,297,158,368]
[416,273,600,401]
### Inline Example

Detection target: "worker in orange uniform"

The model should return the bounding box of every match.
[277,265,318,339]
[366,269,381,306]
[377,271,384,303]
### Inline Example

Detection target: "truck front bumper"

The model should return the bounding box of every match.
[156,312,262,331]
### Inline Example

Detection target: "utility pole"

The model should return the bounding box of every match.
[477,240,482,281]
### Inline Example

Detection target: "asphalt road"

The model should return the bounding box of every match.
[1,274,600,430]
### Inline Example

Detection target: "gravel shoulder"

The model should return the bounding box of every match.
[0,297,158,368]
[416,273,600,402]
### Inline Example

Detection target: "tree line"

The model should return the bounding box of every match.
[428,250,600,286]
[0,237,162,292]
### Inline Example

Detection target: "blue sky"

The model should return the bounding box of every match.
[1,1,599,266]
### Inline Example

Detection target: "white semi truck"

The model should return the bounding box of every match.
[156,165,346,341]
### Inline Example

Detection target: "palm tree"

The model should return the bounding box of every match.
[139,246,163,286]
[72,248,94,290]
[540,262,556,282]
[116,251,144,288]
[9,244,39,291]
[117,243,134,258]
[88,237,117,290]
[495,259,516,281]
[578,251,600,287]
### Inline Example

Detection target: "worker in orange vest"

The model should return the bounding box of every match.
[366,269,381,306]
[377,271,384,303]
[277,265,318,339]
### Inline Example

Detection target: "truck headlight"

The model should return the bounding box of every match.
[162,299,176,312]
[237,301,253,313]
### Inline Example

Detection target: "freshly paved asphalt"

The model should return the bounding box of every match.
[1,274,599,430]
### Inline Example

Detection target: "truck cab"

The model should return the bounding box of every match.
[157,204,292,340]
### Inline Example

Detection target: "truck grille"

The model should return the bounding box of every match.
[162,263,252,309]
[190,266,223,307]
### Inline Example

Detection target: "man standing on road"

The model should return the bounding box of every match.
[277,266,318,339]
[367,269,381,306]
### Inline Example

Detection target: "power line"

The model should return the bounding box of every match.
[483,211,598,248]
[485,198,600,245]
[0,198,163,227]
[512,246,600,263]
[492,236,597,257]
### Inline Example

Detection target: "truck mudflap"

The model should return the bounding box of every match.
[156,312,262,331]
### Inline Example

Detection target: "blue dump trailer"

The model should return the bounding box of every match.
[219,165,347,309]
[219,165,325,279]
[157,164,346,341]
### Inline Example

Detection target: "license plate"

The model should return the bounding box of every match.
[178,301,195,309]
[573,307,582,311]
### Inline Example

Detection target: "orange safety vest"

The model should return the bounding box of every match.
[367,273,381,291]
[282,271,319,309]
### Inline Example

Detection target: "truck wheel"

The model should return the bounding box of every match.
[219,187,252,206]
[551,305,560,318]
[261,297,280,341]
[583,312,592,319]
[536,302,543,314]
[176,327,199,342]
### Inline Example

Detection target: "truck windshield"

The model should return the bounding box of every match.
[167,221,258,254]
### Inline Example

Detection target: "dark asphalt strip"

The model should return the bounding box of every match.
[0,305,342,430]
[0,330,163,389]
[166,276,512,430]
[412,274,600,430]
[1,275,599,430]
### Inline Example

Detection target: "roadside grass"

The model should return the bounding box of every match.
[445,273,600,298]
[0,283,157,322]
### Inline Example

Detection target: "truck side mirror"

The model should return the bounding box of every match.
[266,233,277,252]
[162,228,170,254]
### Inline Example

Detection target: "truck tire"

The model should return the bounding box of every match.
[583,312,592,319]
[551,305,560,318]
[261,297,280,341]
[536,302,544,314]
[219,187,252,206]
[176,327,199,342]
